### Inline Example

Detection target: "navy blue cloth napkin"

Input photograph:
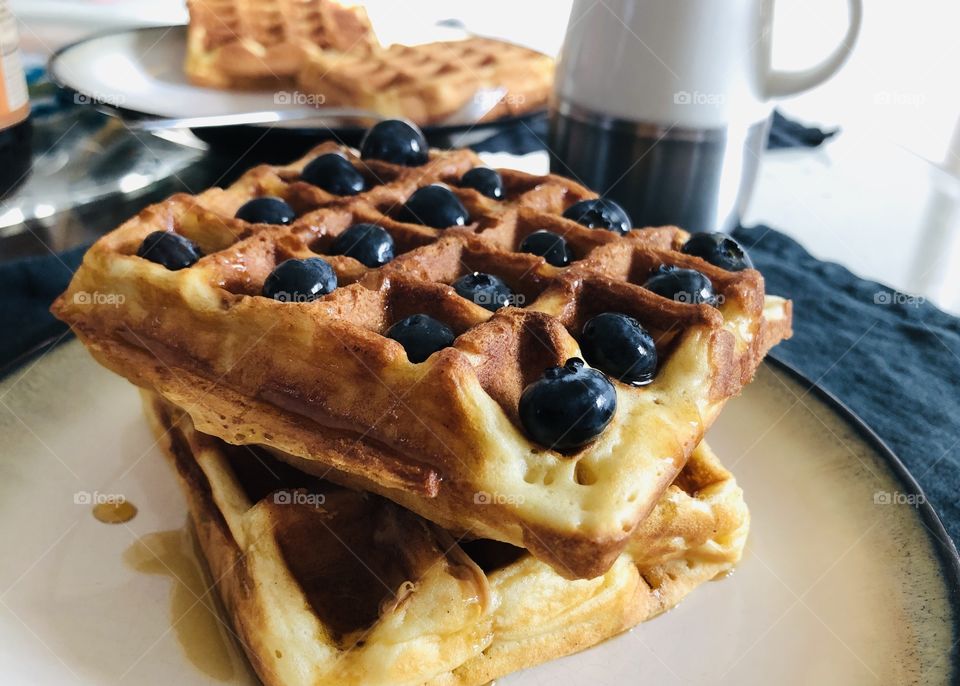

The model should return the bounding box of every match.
[767,109,838,150]
[472,108,838,154]
[0,245,85,367]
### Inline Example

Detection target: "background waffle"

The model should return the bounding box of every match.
[143,391,749,686]
[296,37,554,125]
[185,0,379,89]
[52,141,790,579]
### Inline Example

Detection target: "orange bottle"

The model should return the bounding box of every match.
[0,0,31,198]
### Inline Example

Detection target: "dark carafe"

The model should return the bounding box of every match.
[0,0,31,199]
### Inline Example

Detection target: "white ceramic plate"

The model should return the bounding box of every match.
[46,24,530,135]
[48,25,292,119]
[1,340,957,685]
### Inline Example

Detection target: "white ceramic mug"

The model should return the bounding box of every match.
[549,0,863,231]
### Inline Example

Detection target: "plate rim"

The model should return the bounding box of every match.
[46,24,549,136]
[767,352,960,678]
[4,337,958,678]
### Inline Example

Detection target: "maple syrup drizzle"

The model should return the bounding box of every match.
[92,500,138,524]
[124,528,238,680]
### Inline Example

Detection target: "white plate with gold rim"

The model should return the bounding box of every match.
[0,340,957,685]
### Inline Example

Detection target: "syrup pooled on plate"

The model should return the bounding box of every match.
[92,500,138,524]
[124,527,241,680]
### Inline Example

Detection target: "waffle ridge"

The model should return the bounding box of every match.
[296,37,554,125]
[143,392,749,686]
[185,0,379,89]
[53,140,791,579]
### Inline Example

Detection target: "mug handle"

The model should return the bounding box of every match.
[763,0,863,98]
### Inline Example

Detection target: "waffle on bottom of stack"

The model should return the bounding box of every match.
[143,391,748,686]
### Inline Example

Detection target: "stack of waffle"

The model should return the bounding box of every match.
[53,128,791,685]
[184,0,554,124]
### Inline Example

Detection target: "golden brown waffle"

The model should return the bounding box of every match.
[185,0,378,89]
[52,140,790,579]
[143,392,749,686]
[296,37,554,125]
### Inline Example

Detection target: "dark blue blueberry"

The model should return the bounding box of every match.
[359,119,428,166]
[460,167,504,200]
[681,232,753,271]
[329,223,395,267]
[518,230,573,267]
[398,184,470,228]
[452,272,515,312]
[385,314,456,363]
[518,358,617,452]
[581,313,658,386]
[643,265,718,306]
[300,153,365,196]
[262,257,337,302]
[137,231,202,270]
[562,198,632,234]
[235,196,296,225]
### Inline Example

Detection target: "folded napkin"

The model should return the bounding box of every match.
[766,109,838,150]
[472,108,836,154]
[0,245,85,368]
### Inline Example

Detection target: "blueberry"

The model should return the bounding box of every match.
[262,257,337,302]
[681,232,754,271]
[519,358,617,452]
[643,265,718,306]
[300,153,365,196]
[360,119,428,166]
[398,184,470,228]
[385,314,456,363]
[235,197,296,225]
[562,198,632,234]
[329,223,395,267]
[519,230,573,267]
[452,272,514,312]
[581,313,657,386]
[137,231,202,270]
[460,167,504,200]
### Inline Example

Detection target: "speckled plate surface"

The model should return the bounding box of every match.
[0,340,957,685]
